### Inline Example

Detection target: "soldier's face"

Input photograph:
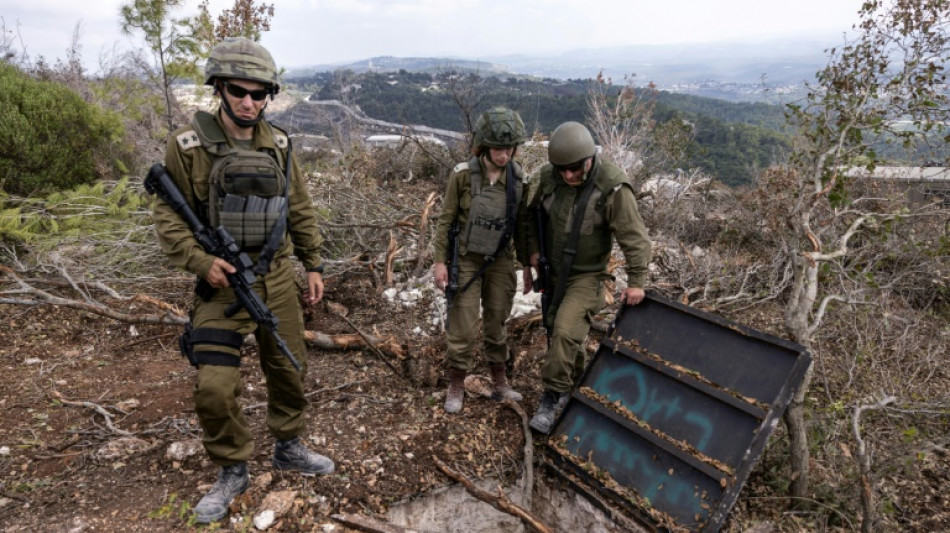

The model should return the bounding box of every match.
[487,146,514,168]
[557,158,592,186]
[221,79,268,121]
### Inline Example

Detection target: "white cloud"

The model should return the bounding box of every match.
[3,0,866,70]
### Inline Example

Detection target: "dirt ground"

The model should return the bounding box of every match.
[0,272,947,532]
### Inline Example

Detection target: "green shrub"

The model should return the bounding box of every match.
[0,62,126,196]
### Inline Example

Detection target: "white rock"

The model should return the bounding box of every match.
[253,510,275,530]
[0,446,10,455]
[166,439,203,461]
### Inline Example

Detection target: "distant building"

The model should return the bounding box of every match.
[847,166,950,205]
[365,134,447,149]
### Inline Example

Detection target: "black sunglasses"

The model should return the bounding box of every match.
[222,82,270,101]
[554,159,588,173]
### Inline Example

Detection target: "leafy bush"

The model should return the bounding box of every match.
[0,62,126,196]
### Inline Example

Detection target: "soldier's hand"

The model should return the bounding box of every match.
[205,258,236,289]
[522,267,534,295]
[304,271,324,306]
[529,253,540,269]
[621,287,645,306]
[433,262,448,292]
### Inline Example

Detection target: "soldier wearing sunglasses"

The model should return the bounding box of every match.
[151,37,335,524]
[522,121,652,434]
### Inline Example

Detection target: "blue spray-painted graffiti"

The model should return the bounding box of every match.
[591,363,715,451]
[564,413,707,521]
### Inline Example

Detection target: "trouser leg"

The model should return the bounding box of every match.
[480,257,516,366]
[257,261,309,440]
[445,255,485,372]
[541,275,604,393]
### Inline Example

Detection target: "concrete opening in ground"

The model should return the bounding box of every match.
[385,473,646,533]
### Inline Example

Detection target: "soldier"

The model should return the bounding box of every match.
[523,121,652,434]
[432,106,532,414]
[151,38,334,524]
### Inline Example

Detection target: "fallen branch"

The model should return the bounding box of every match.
[433,457,551,533]
[303,331,406,359]
[1,265,187,325]
[326,308,411,383]
[244,381,366,413]
[503,398,534,510]
[50,390,132,437]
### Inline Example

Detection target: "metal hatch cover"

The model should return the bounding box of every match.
[543,292,811,532]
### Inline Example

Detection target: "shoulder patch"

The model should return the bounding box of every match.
[453,161,469,174]
[176,130,202,151]
[274,132,288,150]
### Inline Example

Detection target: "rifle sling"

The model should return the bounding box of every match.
[458,162,517,293]
[549,172,598,316]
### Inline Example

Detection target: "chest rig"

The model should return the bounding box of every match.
[184,111,291,274]
[461,156,523,257]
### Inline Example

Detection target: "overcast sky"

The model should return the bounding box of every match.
[3,0,865,71]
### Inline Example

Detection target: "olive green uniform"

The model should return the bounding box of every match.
[433,156,531,371]
[526,157,651,393]
[153,110,324,465]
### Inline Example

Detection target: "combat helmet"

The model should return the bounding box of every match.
[205,37,280,95]
[548,121,596,166]
[474,106,526,148]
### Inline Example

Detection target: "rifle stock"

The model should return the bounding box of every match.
[145,163,302,371]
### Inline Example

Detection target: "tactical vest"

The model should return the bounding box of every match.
[538,158,631,275]
[179,111,289,250]
[458,156,524,257]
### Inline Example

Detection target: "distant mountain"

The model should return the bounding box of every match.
[285,56,511,77]
[286,35,844,104]
[485,36,836,84]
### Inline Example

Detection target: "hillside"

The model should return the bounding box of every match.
[286,69,792,186]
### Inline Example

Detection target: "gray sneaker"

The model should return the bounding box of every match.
[272,437,335,476]
[193,462,249,524]
[529,390,568,434]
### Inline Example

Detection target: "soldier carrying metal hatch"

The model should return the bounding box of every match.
[522,121,653,434]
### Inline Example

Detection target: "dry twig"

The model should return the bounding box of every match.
[503,398,534,509]
[433,457,551,533]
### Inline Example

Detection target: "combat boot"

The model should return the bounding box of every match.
[193,462,249,524]
[489,363,523,402]
[272,436,335,476]
[444,368,467,414]
[529,390,568,434]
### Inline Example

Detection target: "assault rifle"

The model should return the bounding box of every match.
[144,163,301,371]
[532,205,552,342]
[443,219,461,331]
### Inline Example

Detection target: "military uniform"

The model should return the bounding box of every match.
[433,156,532,372]
[153,110,324,465]
[527,157,651,393]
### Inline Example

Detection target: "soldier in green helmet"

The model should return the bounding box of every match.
[522,121,652,434]
[432,106,533,414]
[151,37,334,524]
